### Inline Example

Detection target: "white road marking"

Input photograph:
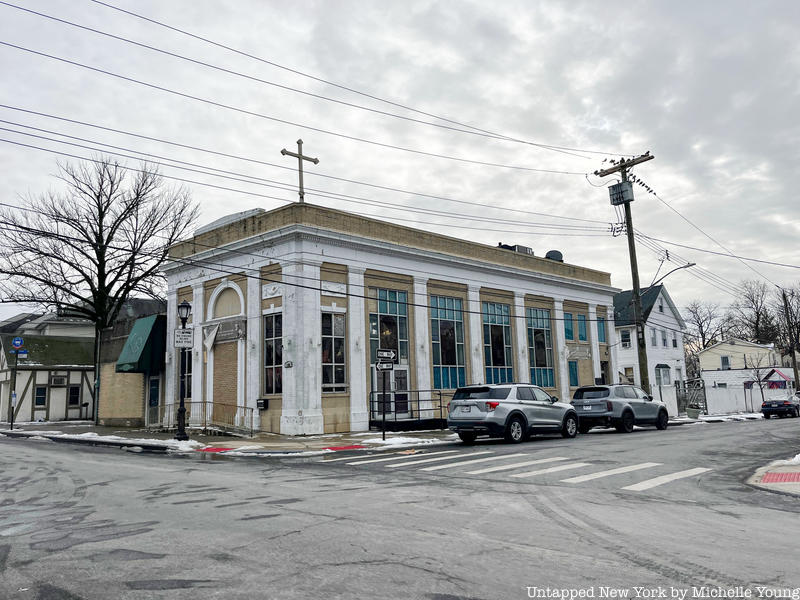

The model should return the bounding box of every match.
[560,462,662,483]
[466,456,570,475]
[323,453,397,463]
[621,467,712,491]
[385,451,492,468]
[420,453,528,472]
[510,462,592,479]
[346,450,458,465]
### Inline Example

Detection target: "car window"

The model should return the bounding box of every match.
[573,387,610,399]
[453,387,511,400]
[516,386,534,401]
[621,386,638,399]
[633,387,649,399]
[532,388,552,402]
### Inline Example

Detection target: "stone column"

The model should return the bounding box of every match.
[280,260,323,435]
[348,267,369,431]
[553,299,570,401]
[165,287,178,410]
[413,277,432,415]
[514,292,530,383]
[588,303,602,384]
[246,273,262,430]
[191,284,205,406]
[467,285,484,385]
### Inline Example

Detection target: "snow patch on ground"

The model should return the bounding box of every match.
[357,435,456,446]
[770,453,800,466]
[0,429,206,450]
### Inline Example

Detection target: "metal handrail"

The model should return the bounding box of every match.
[368,389,445,422]
[146,401,254,437]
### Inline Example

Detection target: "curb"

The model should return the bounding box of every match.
[0,430,172,452]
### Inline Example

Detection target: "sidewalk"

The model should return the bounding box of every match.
[749,454,800,497]
[0,421,459,455]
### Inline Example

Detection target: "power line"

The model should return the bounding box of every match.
[0,40,588,175]
[86,0,633,159]
[2,1,617,159]
[0,130,611,237]
[0,104,608,226]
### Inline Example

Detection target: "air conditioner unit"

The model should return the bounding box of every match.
[50,375,68,387]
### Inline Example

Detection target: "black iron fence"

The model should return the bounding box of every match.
[368,389,446,429]
[146,401,254,437]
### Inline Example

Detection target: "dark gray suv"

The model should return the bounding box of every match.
[571,384,669,433]
[448,383,579,444]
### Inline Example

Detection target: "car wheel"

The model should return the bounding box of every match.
[779,413,786,419]
[561,414,578,438]
[578,422,592,434]
[458,432,477,444]
[504,415,527,444]
[615,410,635,433]
[795,408,800,418]
[655,410,668,430]
[763,413,770,419]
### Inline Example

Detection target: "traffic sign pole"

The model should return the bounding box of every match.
[381,369,387,441]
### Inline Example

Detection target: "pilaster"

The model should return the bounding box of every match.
[348,266,369,431]
[514,292,530,383]
[553,299,570,401]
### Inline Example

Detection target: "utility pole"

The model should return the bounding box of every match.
[780,288,800,391]
[595,152,655,393]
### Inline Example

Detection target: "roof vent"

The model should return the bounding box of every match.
[497,243,533,255]
[545,250,563,262]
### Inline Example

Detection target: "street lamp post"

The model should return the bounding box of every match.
[175,300,191,441]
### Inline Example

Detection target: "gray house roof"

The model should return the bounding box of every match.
[613,285,664,327]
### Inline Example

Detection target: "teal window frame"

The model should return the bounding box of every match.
[430,295,466,390]
[597,317,607,344]
[564,312,574,341]
[526,307,555,388]
[482,301,513,384]
[577,314,587,341]
[568,361,579,387]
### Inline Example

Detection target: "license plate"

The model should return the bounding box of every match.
[462,406,471,413]
[582,405,592,410]
[771,403,778,407]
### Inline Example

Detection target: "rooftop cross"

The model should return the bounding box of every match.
[280,139,319,203]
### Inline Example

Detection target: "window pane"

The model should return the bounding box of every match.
[322,338,333,364]
[265,340,274,366]
[455,321,463,343]
[456,344,464,366]
[491,325,505,366]
[275,341,282,363]
[440,321,456,365]
[275,367,282,393]
[321,313,332,336]
[274,314,282,337]
[333,314,345,336]
[334,365,346,384]
[322,365,333,384]
[265,315,273,339]
[265,368,274,394]
[380,315,398,350]
[333,338,345,364]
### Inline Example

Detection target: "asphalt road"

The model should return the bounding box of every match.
[2,418,799,600]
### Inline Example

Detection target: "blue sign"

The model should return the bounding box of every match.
[16,350,28,358]
[11,337,23,349]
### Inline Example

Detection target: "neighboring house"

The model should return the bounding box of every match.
[612,285,687,391]
[98,311,166,427]
[698,338,781,390]
[0,333,95,423]
[16,312,94,338]
[162,203,619,435]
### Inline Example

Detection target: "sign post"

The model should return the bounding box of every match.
[8,337,22,430]
[376,359,394,440]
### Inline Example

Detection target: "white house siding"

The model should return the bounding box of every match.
[613,288,686,393]
[162,206,618,435]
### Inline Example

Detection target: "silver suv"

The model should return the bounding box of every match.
[448,384,579,444]
[571,384,669,434]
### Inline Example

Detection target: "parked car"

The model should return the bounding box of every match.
[447,383,579,444]
[762,394,800,419]
[570,384,669,433]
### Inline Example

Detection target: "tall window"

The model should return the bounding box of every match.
[430,295,466,389]
[672,331,678,348]
[368,288,408,365]
[34,386,47,407]
[597,317,607,344]
[564,312,574,341]
[721,355,730,370]
[661,329,667,347]
[655,366,671,385]
[577,315,587,341]
[322,312,346,392]
[527,308,554,388]
[68,385,80,407]
[568,361,579,387]
[179,348,192,400]
[650,327,657,347]
[263,313,283,394]
[482,301,513,384]
[621,329,631,348]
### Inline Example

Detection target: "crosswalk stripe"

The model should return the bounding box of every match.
[560,462,662,483]
[385,451,492,468]
[511,462,592,479]
[466,456,570,475]
[621,467,712,491]
[420,453,528,472]
[323,453,398,463]
[346,450,458,466]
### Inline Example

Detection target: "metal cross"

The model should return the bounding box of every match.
[280,139,319,203]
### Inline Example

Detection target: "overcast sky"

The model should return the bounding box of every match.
[1,0,799,321]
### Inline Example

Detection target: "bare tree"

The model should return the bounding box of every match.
[745,352,771,411]
[730,280,779,344]
[682,300,730,377]
[0,158,199,415]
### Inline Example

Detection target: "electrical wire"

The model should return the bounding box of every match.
[0,104,609,226]
[0,40,588,175]
[86,0,633,159]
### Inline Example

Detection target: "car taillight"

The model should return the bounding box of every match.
[784,401,792,406]
[762,402,767,407]
[607,401,613,411]
[485,401,500,411]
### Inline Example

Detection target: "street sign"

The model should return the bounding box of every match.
[376,361,394,371]
[376,349,396,361]
[16,350,28,359]
[174,328,193,348]
[11,337,23,349]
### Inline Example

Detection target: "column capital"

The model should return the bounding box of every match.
[348,265,367,276]
[467,284,481,294]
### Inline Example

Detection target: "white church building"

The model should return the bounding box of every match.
[162,203,619,435]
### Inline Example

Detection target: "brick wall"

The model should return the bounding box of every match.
[212,342,237,405]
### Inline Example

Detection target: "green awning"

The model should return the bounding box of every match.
[116,314,166,374]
